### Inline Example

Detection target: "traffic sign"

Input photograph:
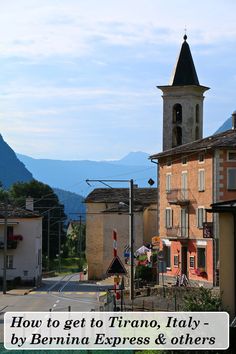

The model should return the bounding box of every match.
[106,256,127,275]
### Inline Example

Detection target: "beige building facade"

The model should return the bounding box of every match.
[85,188,157,280]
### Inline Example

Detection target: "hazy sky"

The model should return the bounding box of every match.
[1,0,236,160]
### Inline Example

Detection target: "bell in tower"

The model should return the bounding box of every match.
[158,35,209,151]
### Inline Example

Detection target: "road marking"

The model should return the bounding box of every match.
[30,291,107,296]
[56,300,60,303]
[53,304,57,308]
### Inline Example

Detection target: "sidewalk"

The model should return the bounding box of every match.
[0,287,34,296]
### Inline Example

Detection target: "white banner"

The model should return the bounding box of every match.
[4,311,229,350]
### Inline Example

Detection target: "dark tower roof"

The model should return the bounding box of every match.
[170,35,200,86]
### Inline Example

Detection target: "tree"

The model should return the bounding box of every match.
[9,180,67,263]
[182,287,221,311]
[66,222,86,258]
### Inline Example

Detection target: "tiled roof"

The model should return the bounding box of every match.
[150,129,236,160]
[0,203,41,218]
[85,188,157,205]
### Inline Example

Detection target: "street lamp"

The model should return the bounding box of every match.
[86,178,135,301]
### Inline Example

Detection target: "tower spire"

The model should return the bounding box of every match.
[170,35,199,86]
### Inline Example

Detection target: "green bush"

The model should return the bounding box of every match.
[182,287,221,311]
[135,265,153,282]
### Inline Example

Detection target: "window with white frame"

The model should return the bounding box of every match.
[197,207,205,229]
[198,169,205,192]
[227,168,236,190]
[181,171,188,199]
[180,208,188,237]
[165,208,173,229]
[166,173,171,193]
[6,255,13,269]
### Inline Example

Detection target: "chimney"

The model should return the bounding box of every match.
[26,196,34,211]
[232,111,236,130]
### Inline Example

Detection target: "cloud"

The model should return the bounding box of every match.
[1,1,236,60]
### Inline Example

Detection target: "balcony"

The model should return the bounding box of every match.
[166,189,190,206]
[166,226,189,238]
[0,234,23,249]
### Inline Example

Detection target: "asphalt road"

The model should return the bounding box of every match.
[0,273,113,342]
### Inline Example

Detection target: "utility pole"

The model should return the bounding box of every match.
[47,209,50,271]
[3,197,8,294]
[78,215,82,258]
[58,218,61,273]
[129,179,134,301]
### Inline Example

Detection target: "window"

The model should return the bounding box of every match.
[182,156,187,165]
[6,255,13,269]
[166,173,171,193]
[195,126,200,140]
[228,151,236,161]
[227,168,236,190]
[196,104,199,124]
[181,171,188,199]
[198,153,205,163]
[197,207,205,229]
[163,245,171,268]
[174,254,179,267]
[23,270,28,276]
[165,208,173,229]
[198,169,205,192]
[189,256,195,268]
[172,126,182,147]
[7,226,13,238]
[173,104,182,124]
[197,248,206,269]
[180,208,188,237]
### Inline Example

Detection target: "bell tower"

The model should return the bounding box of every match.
[158,35,209,151]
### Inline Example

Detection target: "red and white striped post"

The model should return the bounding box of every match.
[113,229,117,257]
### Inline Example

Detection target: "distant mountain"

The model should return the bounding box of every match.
[0,134,33,188]
[53,187,85,221]
[109,151,150,166]
[16,152,156,196]
[215,116,232,134]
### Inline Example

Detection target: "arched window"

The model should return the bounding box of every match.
[196,104,199,124]
[195,126,200,140]
[172,126,182,147]
[173,104,182,124]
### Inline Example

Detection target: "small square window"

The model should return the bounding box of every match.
[182,157,187,165]
[228,151,236,161]
[198,153,205,163]
[23,270,28,276]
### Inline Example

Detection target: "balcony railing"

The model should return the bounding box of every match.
[166,189,189,205]
[166,226,189,238]
[0,234,23,249]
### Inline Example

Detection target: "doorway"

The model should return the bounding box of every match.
[181,246,188,276]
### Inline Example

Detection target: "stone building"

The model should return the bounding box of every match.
[85,187,157,280]
[158,35,209,151]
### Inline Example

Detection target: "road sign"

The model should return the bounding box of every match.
[106,256,127,275]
